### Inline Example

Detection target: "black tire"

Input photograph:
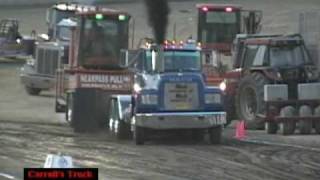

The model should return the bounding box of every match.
[134,126,145,145]
[298,105,312,135]
[115,120,131,140]
[25,86,41,95]
[279,106,296,135]
[192,129,204,142]
[209,126,222,144]
[265,121,278,134]
[235,72,269,130]
[314,106,320,134]
[72,89,110,133]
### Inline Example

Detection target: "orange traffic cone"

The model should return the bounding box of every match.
[235,120,246,140]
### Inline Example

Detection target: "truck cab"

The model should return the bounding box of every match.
[130,40,226,145]
[20,3,79,96]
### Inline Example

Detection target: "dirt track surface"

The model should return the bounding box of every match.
[1,0,320,179]
[1,62,320,180]
[1,111,320,180]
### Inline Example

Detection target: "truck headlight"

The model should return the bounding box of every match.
[219,81,226,91]
[141,94,158,105]
[26,59,35,66]
[133,83,142,93]
[205,94,221,104]
[16,38,21,44]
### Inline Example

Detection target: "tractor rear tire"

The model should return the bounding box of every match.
[236,73,269,130]
[298,105,312,135]
[25,86,41,96]
[279,106,296,135]
[72,89,109,133]
[209,126,222,144]
[265,121,278,134]
[134,126,145,145]
[314,106,320,134]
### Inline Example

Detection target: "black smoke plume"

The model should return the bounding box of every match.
[144,0,170,44]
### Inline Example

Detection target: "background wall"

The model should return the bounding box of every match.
[0,0,138,6]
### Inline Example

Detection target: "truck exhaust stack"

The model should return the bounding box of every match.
[144,0,170,44]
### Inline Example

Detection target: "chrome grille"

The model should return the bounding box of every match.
[164,82,199,110]
[36,47,59,76]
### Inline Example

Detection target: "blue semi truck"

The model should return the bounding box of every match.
[110,40,226,145]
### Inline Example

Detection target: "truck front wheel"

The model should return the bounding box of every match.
[209,126,222,144]
[134,126,145,145]
[115,120,131,140]
[25,86,41,95]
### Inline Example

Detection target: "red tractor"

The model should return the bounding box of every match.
[224,34,320,134]
[55,7,134,132]
[196,4,262,86]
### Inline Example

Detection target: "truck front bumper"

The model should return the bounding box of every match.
[20,66,55,90]
[134,111,226,129]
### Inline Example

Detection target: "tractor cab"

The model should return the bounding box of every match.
[196,4,262,86]
[197,4,241,53]
[70,9,131,69]
[196,4,262,54]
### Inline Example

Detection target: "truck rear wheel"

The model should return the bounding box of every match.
[279,106,296,135]
[236,73,268,129]
[25,86,41,95]
[314,106,320,134]
[134,126,145,145]
[298,105,312,134]
[209,126,222,144]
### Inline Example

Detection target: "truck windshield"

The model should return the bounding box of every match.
[80,17,129,68]
[163,51,201,72]
[269,45,312,67]
[55,10,74,24]
[199,11,240,43]
[58,26,71,41]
